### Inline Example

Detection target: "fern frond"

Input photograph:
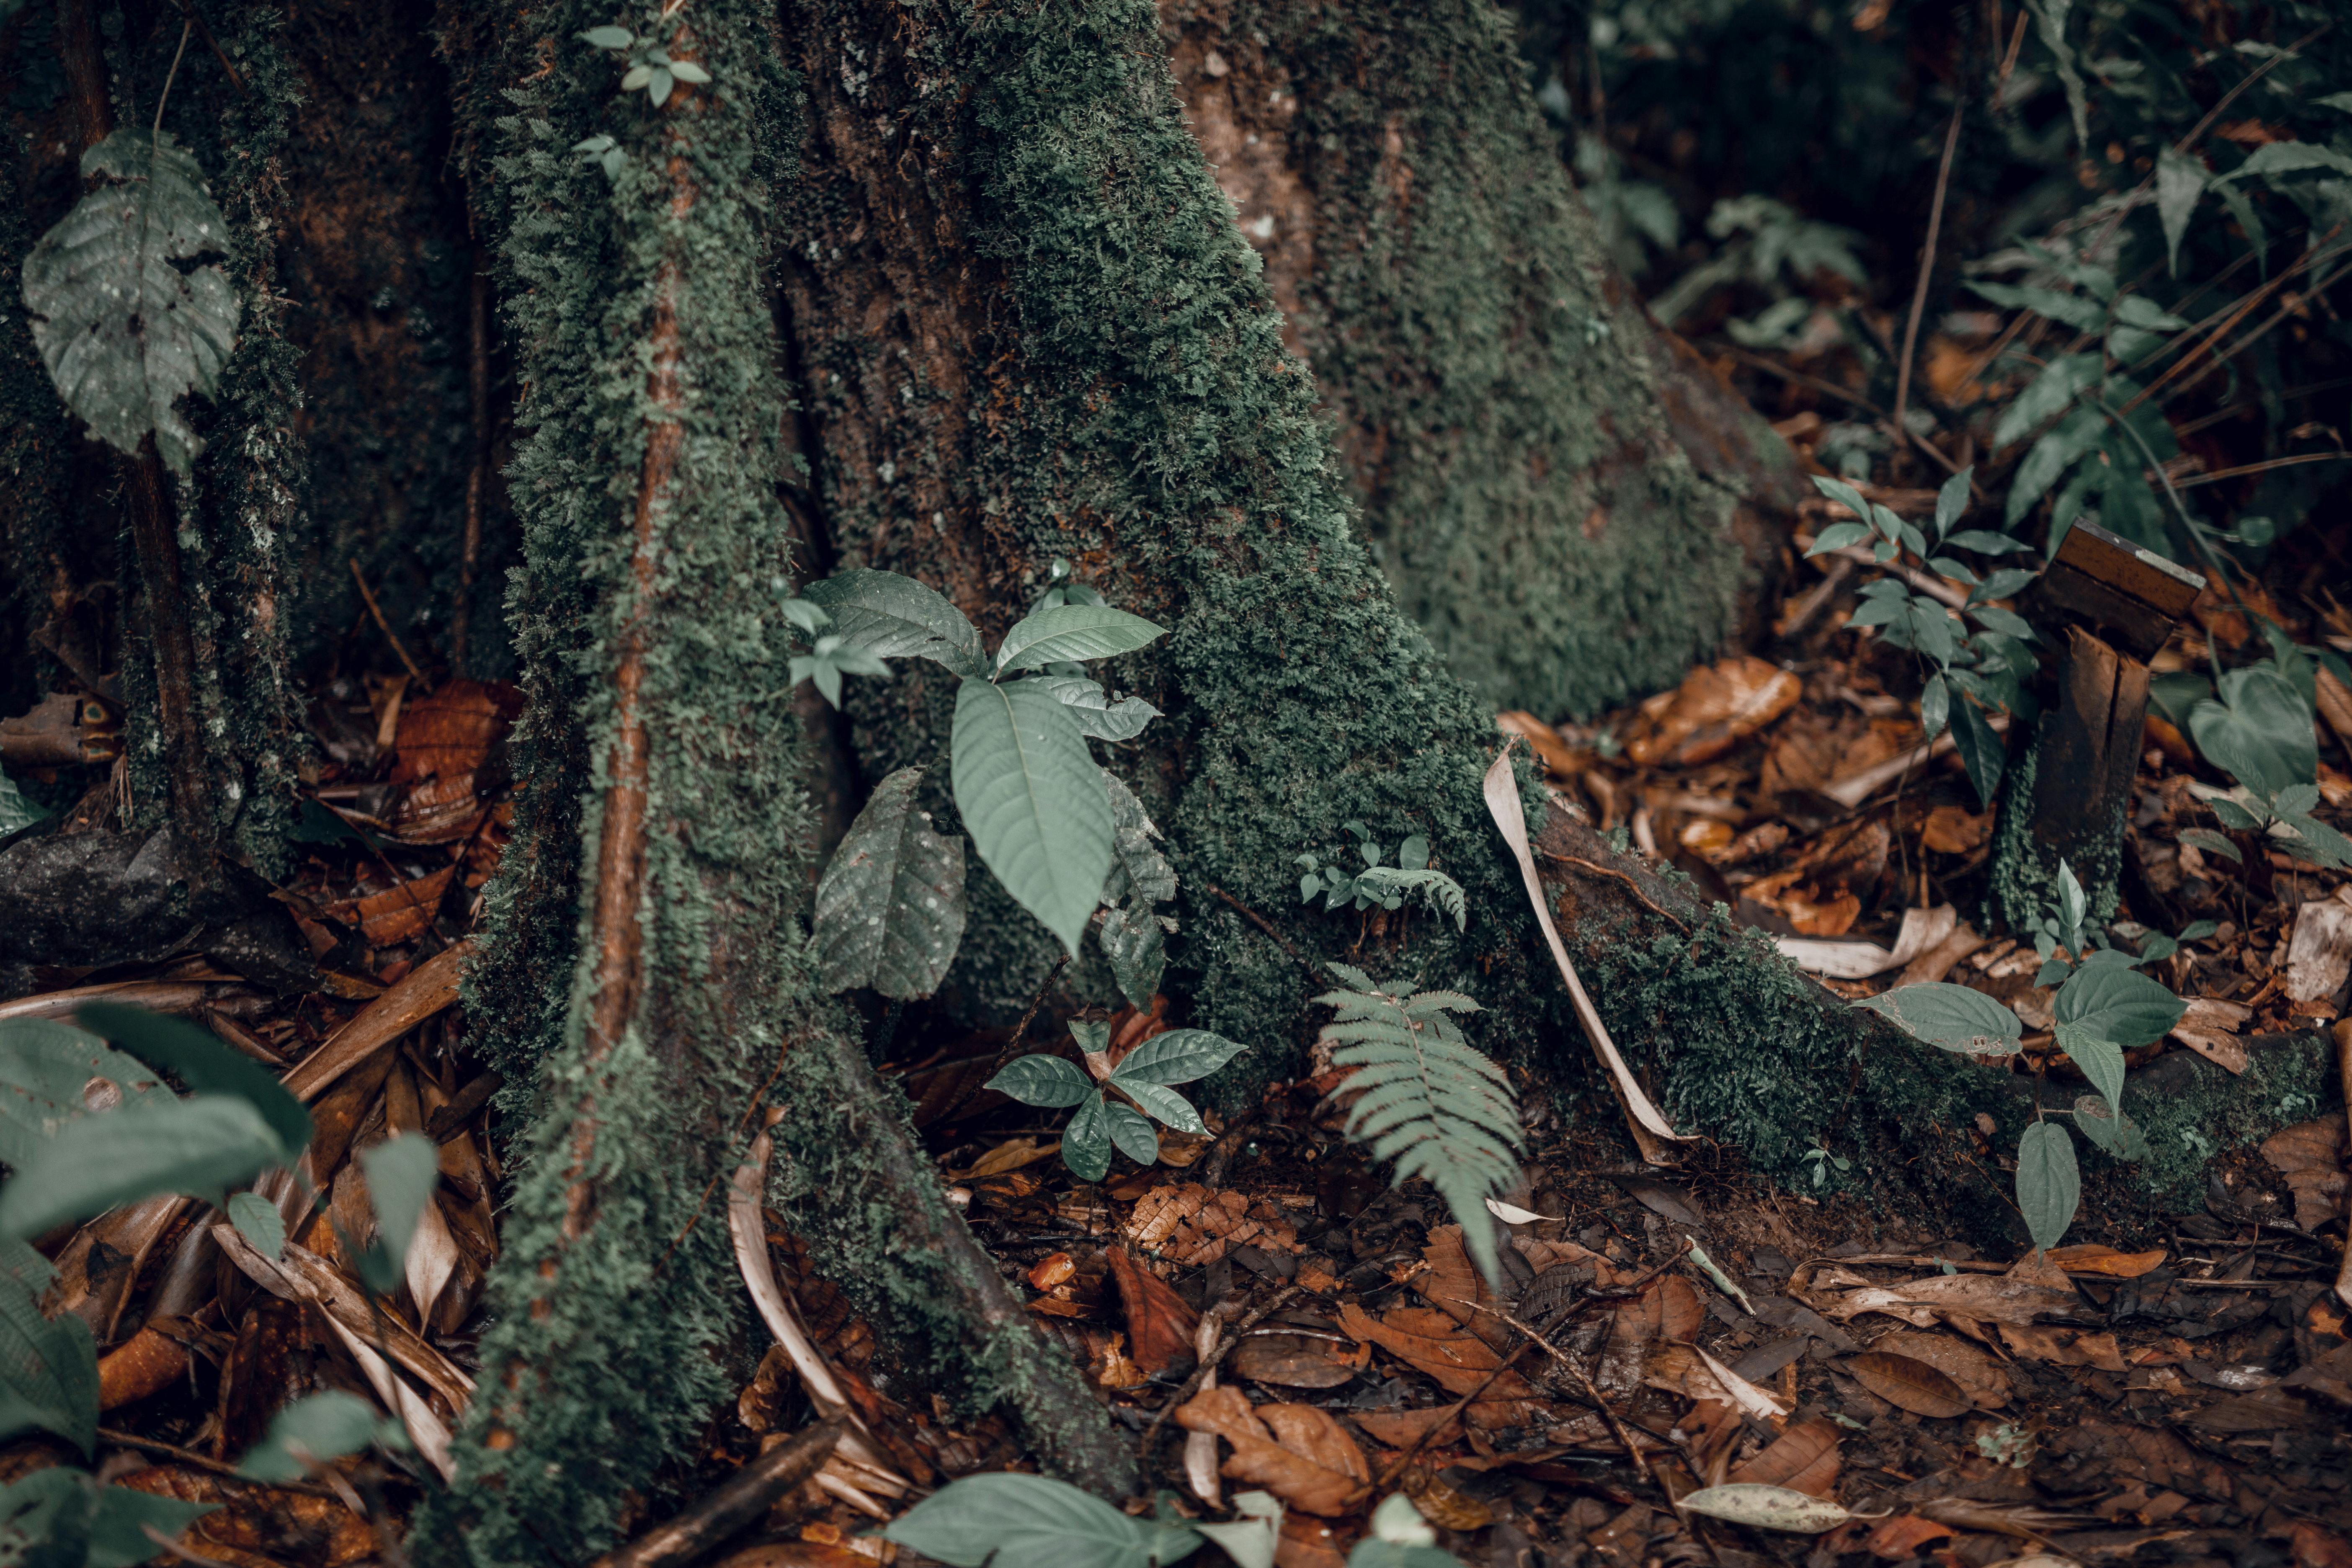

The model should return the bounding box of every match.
[1314,965,1520,1284]
[1355,867,1469,931]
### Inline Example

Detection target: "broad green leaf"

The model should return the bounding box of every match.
[985,1055,1094,1108]
[1101,772,1176,907]
[1111,1029,1251,1087]
[75,1003,310,1159]
[88,1483,215,1568]
[1808,475,1870,521]
[1105,1101,1159,1165]
[1116,1080,1205,1134]
[0,1021,166,1169]
[1919,673,1950,740]
[1967,605,2036,642]
[1804,522,1870,556]
[1991,354,2102,450]
[1677,1483,1851,1534]
[993,606,1167,676]
[668,60,711,84]
[2005,404,2106,526]
[2071,1094,2149,1161]
[1970,567,2039,602]
[2053,961,2183,1048]
[0,1096,283,1240]
[1063,1095,1115,1184]
[2016,1122,2079,1252]
[801,569,986,679]
[1854,982,2021,1055]
[1193,1493,1282,1568]
[1034,676,1161,742]
[1949,698,2005,809]
[2052,1027,2127,1118]
[882,1473,1202,1568]
[2223,140,2352,183]
[1933,467,1972,537]
[238,1391,407,1482]
[2155,147,2206,275]
[1965,281,2105,333]
[813,768,969,1000]
[21,132,241,474]
[951,679,1112,958]
[0,1265,96,1458]
[575,25,633,46]
[2189,663,2316,801]
[0,1468,93,1568]
[227,1192,285,1262]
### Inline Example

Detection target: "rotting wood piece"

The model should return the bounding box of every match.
[589,1416,846,1568]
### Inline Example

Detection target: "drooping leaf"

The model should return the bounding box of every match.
[2188,663,2316,801]
[1854,983,2021,1055]
[87,1483,215,1568]
[1991,353,2102,451]
[2275,791,2352,870]
[1110,1030,1251,1087]
[2053,963,2185,1049]
[882,1472,1202,1568]
[1948,698,2005,808]
[813,767,969,1000]
[2052,1028,2127,1122]
[0,1096,284,1240]
[2021,0,2089,150]
[951,679,1112,958]
[2015,1121,2079,1253]
[986,1055,1095,1109]
[355,1135,439,1295]
[1114,1079,1205,1134]
[0,1021,167,1170]
[2071,1094,2148,1161]
[21,132,241,475]
[237,1390,407,1482]
[1062,1095,1115,1183]
[801,569,987,679]
[0,1260,96,1458]
[1099,904,1167,1011]
[993,605,1168,677]
[2177,826,2241,863]
[1100,773,1176,907]
[1965,282,2106,335]
[0,770,43,838]
[1933,467,1972,538]
[75,1003,310,1159]
[2005,405,2106,526]
[0,1468,94,1568]
[2155,150,2204,278]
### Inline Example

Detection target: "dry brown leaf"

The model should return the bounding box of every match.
[116,1466,374,1568]
[1847,1350,1973,1418]
[1817,1270,2074,1328]
[1870,1331,2009,1408]
[1337,1302,1537,1398]
[2261,1117,2349,1232]
[389,772,485,845]
[1276,1512,1350,1568]
[2170,997,2251,1075]
[2045,1243,2169,1279]
[1624,657,1803,767]
[1863,1515,1954,1560]
[959,1136,1061,1180]
[1259,1406,1369,1485]
[2284,889,2352,1002]
[1232,1331,1368,1389]
[1350,1408,1463,1451]
[1497,711,1584,777]
[1920,805,1989,854]
[1105,1246,1198,1373]
[390,679,521,784]
[1730,1418,1842,1497]
[1174,1387,1369,1516]
[1398,1465,1493,1531]
[329,866,454,949]
[1996,1323,2128,1372]
[1122,1183,1302,1265]
[1093,1331,1150,1391]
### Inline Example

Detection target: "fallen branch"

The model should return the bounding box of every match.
[589,1416,847,1568]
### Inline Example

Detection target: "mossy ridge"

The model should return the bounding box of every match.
[1185,0,1747,720]
[1985,742,2127,939]
[420,1,816,1561]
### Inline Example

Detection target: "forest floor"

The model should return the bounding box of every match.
[8,510,2349,1568]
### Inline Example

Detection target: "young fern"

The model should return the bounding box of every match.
[1315,965,1520,1283]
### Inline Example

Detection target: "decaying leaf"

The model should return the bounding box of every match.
[1678,1483,1851,1533]
[2045,1243,2167,1279]
[1867,1331,2010,1408]
[1730,1418,1842,1497]
[1997,1323,2128,1372]
[1847,1349,1974,1418]
[1104,1246,1198,1374]
[1229,1328,1368,1389]
[2260,1117,2348,1232]
[1122,1184,1303,1266]
[2169,997,2251,1074]
[1336,1302,1538,1399]
[1864,1515,1956,1559]
[1174,1386,1370,1516]
[1813,1268,2075,1328]
[1622,657,1804,767]
[1396,1465,1492,1532]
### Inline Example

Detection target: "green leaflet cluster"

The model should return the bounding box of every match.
[1312,966,1519,1284]
[988,1021,1248,1181]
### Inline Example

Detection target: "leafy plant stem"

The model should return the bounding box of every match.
[2122,237,2352,417]
[961,955,1069,1122]
[153,18,191,137]
[1890,103,1964,444]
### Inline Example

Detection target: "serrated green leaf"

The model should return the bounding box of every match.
[1063,1094,1114,1183]
[1111,1029,1250,1087]
[814,768,968,1000]
[802,569,987,678]
[0,1020,167,1169]
[2016,1121,2078,1252]
[2053,962,2186,1048]
[0,1096,283,1240]
[1854,982,2021,1055]
[986,1055,1094,1108]
[21,132,240,474]
[1992,353,2102,450]
[882,1472,1201,1568]
[76,1003,309,1158]
[951,679,1112,957]
[994,606,1167,676]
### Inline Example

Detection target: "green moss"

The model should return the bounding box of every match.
[1986,742,2125,937]
[2102,1032,2337,1209]
[1189,0,1749,719]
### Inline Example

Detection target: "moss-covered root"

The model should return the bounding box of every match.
[770,1024,1137,1496]
[1532,808,2339,1246]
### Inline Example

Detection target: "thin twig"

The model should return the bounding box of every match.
[152,19,191,136]
[1536,851,1691,931]
[1890,104,1965,444]
[1700,342,1884,417]
[163,0,245,95]
[1202,882,1321,979]
[348,560,427,684]
[99,1428,339,1500]
[2174,451,2352,489]
[1447,1297,1668,1499]
[1137,1283,1301,1457]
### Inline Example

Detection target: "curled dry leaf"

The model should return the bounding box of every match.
[960,1136,1061,1181]
[1868,1331,2009,1409]
[1337,1302,1537,1399]
[2169,997,2251,1075]
[1397,1465,1492,1532]
[1174,1386,1370,1516]
[1847,1350,1973,1418]
[1730,1418,1842,1497]
[1864,1515,1956,1560]
[2259,1117,2348,1233]
[1679,1483,1852,1534]
[1105,1246,1199,1374]
[1123,1183,1303,1265]
[1623,656,1804,767]
[2045,1243,2168,1279]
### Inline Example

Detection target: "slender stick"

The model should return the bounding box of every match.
[590,1416,847,1568]
[1448,1297,1668,1498]
[1890,105,1964,446]
[98,1429,338,1500]
[152,18,191,135]
[1203,882,1320,979]
[348,559,427,684]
